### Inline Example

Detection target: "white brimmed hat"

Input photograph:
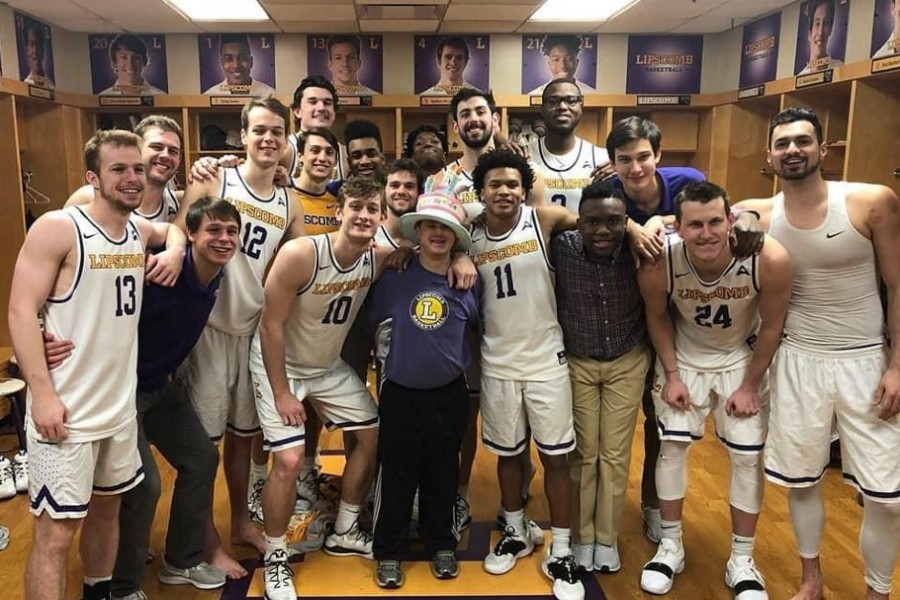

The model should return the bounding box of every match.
[399,192,472,252]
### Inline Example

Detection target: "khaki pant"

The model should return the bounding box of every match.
[568,344,651,545]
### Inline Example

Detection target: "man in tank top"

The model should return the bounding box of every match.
[9,130,175,600]
[734,106,900,600]
[638,181,792,599]
[176,96,307,578]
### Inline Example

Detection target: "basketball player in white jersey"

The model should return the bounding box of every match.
[426,88,547,216]
[65,115,185,285]
[530,78,611,213]
[375,158,423,249]
[9,130,174,600]
[733,107,900,600]
[468,149,583,600]
[637,182,792,598]
[255,177,397,600]
[176,96,307,579]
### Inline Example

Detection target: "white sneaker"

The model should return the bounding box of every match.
[248,477,265,525]
[593,543,621,573]
[541,546,585,600]
[324,519,373,559]
[642,505,662,544]
[640,538,685,594]
[0,457,15,500]
[451,493,472,540]
[296,467,320,506]
[263,549,296,600]
[484,525,534,575]
[12,451,27,494]
[725,555,768,600]
[496,511,545,546]
[572,543,593,572]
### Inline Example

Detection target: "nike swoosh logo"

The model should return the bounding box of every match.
[318,265,331,271]
[83,232,98,239]
[826,231,845,239]
[326,204,337,210]
[674,272,690,278]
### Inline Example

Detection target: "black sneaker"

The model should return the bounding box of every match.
[431,550,459,579]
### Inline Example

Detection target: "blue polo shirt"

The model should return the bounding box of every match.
[611,167,705,225]
[137,247,223,392]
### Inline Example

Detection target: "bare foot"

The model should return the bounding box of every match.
[789,579,825,600]
[208,546,248,579]
[231,519,266,554]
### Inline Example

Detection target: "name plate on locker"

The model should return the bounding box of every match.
[872,54,900,74]
[419,96,452,107]
[738,85,766,100]
[210,96,251,107]
[339,96,373,107]
[636,95,692,106]
[795,69,833,89]
[99,96,155,107]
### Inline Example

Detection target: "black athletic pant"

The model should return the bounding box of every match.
[373,376,469,560]
[111,380,219,597]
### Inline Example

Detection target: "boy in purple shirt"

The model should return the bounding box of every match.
[367,192,480,589]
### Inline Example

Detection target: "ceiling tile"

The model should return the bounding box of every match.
[517,21,603,34]
[198,21,283,33]
[444,4,532,20]
[278,20,360,32]
[439,20,523,33]
[266,4,356,20]
[359,19,439,32]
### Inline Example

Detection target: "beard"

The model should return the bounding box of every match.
[776,156,821,181]
[544,117,577,137]
[461,126,491,150]
[388,201,414,218]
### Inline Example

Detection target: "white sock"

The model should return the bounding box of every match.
[264,534,286,561]
[335,501,362,533]
[660,519,683,548]
[250,460,268,484]
[503,508,526,537]
[730,534,755,560]
[550,527,571,557]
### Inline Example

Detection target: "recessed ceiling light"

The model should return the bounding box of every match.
[162,0,269,21]
[529,0,641,21]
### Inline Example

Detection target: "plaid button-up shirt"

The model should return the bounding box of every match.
[552,230,646,359]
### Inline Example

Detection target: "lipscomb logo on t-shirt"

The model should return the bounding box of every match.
[409,291,448,331]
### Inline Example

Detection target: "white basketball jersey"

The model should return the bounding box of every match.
[470,206,567,380]
[665,235,760,371]
[287,133,345,182]
[529,137,608,214]
[262,234,375,378]
[768,182,884,352]
[373,224,401,249]
[207,167,290,336]
[27,206,145,442]
[134,186,179,223]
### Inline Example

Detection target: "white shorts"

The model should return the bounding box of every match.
[251,360,378,453]
[651,360,769,454]
[180,326,259,440]
[28,421,143,519]
[766,345,900,501]
[480,374,575,457]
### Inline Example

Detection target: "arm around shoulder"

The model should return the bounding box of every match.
[64,185,94,208]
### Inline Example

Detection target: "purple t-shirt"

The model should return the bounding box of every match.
[368,257,481,389]
[611,166,705,225]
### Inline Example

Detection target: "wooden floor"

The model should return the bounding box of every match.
[0,418,885,599]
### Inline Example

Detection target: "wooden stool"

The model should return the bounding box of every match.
[0,378,26,451]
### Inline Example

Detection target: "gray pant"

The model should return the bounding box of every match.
[111,380,219,597]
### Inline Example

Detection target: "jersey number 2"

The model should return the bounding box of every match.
[694,304,733,329]
[115,275,136,317]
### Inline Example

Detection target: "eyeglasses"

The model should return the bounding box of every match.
[544,95,583,108]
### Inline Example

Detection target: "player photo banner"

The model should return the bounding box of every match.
[626,35,703,95]
[794,0,849,75]
[521,34,597,95]
[740,12,781,89]
[871,0,900,59]
[199,33,276,96]
[90,34,168,96]
[15,11,55,89]
[414,35,490,96]
[307,35,383,96]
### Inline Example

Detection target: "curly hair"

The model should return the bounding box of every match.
[472,149,535,196]
[541,34,582,56]
[404,124,448,157]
